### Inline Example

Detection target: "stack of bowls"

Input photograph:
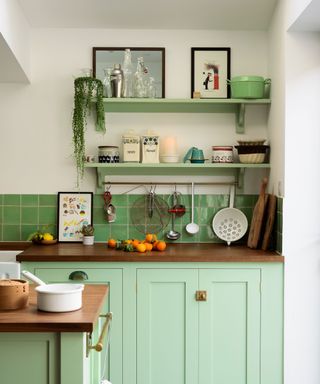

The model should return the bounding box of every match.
[234,140,269,163]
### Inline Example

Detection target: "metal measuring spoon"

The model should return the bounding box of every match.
[103,191,116,223]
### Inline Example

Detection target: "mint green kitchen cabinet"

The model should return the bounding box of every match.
[22,261,283,384]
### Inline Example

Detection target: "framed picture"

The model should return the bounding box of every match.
[57,192,93,242]
[191,47,231,99]
[92,47,165,98]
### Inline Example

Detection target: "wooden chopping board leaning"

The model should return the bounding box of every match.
[261,194,277,251]
[247,177,269,249]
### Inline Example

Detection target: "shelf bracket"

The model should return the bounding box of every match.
[236,168,245,191]
[236,103,245,134]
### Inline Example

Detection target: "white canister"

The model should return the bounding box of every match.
[98,146,120,163]
[212,146,234,163]
[122,131,140,162]
[141,135,160,163]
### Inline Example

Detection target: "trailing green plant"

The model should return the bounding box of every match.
[72,76,105,187]
[81,224,95,236]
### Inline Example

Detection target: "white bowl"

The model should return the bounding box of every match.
[160,155,180,163]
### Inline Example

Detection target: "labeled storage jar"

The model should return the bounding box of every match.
[141,134,160,163]
[212,146,233,163]
[122,131,140,162]
[98,146,120,163]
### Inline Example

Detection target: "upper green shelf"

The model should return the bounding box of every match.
[101,98,271,133]
[85,162,271,193]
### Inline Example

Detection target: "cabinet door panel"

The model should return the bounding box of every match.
[137,269,198,384]
[199,269,261,384]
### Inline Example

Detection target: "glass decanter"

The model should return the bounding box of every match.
[122,49,134,98]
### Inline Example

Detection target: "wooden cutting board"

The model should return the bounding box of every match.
[247,178,268,249]
[261,194,277,251]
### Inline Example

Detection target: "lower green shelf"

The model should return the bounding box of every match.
[84,162,271,193]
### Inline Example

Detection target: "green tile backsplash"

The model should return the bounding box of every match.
[0,194,283,251]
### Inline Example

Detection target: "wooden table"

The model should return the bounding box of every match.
[0,284,108,332]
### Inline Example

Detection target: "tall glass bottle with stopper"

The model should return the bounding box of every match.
[134,57,148,98]
[122,49,134,98]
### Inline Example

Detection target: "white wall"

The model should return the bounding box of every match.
[0,0,30,81]
[284,30,320,384]
[0,28,269,194]
[269,0,320,383]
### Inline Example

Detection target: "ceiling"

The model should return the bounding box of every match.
[17,0,278,30]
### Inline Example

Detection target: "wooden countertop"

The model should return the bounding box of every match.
[16,243,284,262]
[0,285,108,333]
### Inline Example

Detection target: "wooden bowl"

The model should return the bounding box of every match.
[40,239,58,245]
[0,279,29,310]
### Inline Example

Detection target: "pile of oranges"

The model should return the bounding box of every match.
[107,234,166,253]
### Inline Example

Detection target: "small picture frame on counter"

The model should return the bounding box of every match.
[57,192,93,243]
[191,47,231,99]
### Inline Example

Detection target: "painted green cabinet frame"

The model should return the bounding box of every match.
[21,261,283,384]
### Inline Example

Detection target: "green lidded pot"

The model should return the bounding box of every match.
[227,76,271,99]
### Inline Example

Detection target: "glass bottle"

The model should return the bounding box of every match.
[122,49,134,98]
[103,68,112,98]
[134,57,148,98]
[147,76,156,98]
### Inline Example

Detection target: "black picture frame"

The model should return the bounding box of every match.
[57,192,93,243]
[93,47,166,98]
[191,47,231,99]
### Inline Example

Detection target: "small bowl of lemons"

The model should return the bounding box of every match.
[28,230,57,245]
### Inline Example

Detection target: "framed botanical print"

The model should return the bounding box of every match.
[57,192,93,242]
[191,47,231,98]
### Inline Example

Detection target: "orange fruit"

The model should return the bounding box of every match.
[145,233,158,243]
[136,243,147,253]
[152,241,159,250]
[132,239,140,248]
[107,238,117,248]
[144,242,153,251]
[156,241,167,251]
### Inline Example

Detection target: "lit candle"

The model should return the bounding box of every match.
[162,136,178,155]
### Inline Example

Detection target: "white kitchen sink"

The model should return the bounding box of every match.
[0,251,22,278]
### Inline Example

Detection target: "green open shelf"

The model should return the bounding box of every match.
[85,162,271,193]
[101,98,271,133]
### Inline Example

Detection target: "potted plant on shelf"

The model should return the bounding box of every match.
[72,75,105,187]
[81,224,95,245]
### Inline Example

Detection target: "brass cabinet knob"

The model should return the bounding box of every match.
[195,290,207,301]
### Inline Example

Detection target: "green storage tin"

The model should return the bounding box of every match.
[228,76,271,99]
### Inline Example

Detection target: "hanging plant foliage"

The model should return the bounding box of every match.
[72,76,105,186]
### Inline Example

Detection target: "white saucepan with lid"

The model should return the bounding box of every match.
[22,270,84,312]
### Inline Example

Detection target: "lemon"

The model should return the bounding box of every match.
[43,233,54,241]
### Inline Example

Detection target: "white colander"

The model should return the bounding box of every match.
[212,185,248,245]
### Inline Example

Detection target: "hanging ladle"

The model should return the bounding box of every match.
[186,182,199,235]
[103,190,116,223]
[166,190,181,240]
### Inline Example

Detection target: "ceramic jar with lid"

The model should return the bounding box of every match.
[98,146,120,163]
[212,146,233,163]
[122,131,140,162]
[141,133,159,163]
